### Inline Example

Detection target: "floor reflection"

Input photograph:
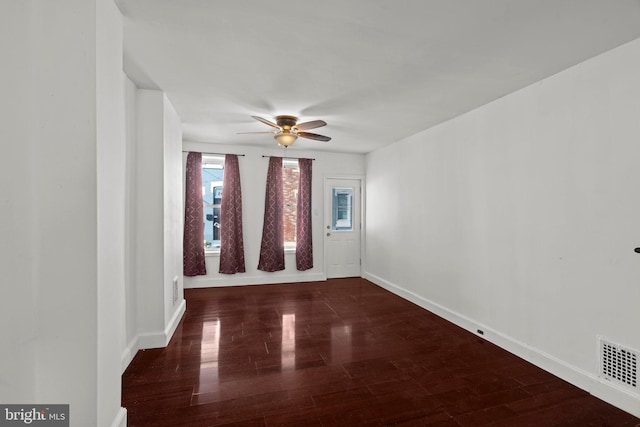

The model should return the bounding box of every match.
[281,314,296,370]
[198,318,220,393]
[331,324,352,363]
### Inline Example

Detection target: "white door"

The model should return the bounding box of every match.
[325,178,361,278]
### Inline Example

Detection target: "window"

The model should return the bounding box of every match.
[283,159,299,250]
[331,188,353,231]
[201,155,224,251]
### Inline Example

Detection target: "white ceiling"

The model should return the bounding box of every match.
[117,0,640,154]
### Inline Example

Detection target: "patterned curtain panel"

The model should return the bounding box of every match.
[219,154,246,274]
[258,157,285,272]
[183,152,207,276]
[296,158,313,271]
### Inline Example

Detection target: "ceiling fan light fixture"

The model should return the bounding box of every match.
[275,132,298,147]
[244,115,330,146]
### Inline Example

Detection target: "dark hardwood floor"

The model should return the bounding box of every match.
[122,278,640,426]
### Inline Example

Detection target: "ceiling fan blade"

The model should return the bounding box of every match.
[298,132,331,142]
[294,120,327,131]
[252,116,280,129]
[237,131,277,134]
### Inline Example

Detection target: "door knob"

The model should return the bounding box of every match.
[327,233,331,237]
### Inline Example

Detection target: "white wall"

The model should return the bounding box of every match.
[96,0,127,424]
[182,142,366,288]
[133,89,186,350]
[163,97,184,325]
[135,90,165,338]
[365,37,640,416]
[0,1,127,425]
[123,76,139,368]
[0,0,38,404]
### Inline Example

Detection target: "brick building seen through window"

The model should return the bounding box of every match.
[282,160,299,249]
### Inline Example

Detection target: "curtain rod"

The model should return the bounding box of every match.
[182,151,245,157]
[261,155,315,161]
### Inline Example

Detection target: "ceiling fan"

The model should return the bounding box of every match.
[239,115,331,146]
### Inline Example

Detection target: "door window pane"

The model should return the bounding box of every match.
[332,188,353,231]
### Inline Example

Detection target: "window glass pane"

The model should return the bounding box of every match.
[283,160,299,249]
[202,156,224,250]
[332,188,353,231]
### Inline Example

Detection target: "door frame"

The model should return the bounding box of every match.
[323,174,365,279]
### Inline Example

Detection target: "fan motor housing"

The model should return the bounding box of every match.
[276,115,298,128]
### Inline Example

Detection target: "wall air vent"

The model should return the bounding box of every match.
[598,337,638,391]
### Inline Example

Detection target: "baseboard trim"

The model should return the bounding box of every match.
[120,336,139,374]
[110,407,127,427]
[165,298,186,344]
[363,271,640,418]
[136,298,187,350]
[184,272,326,289]
[589,379,640,418]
